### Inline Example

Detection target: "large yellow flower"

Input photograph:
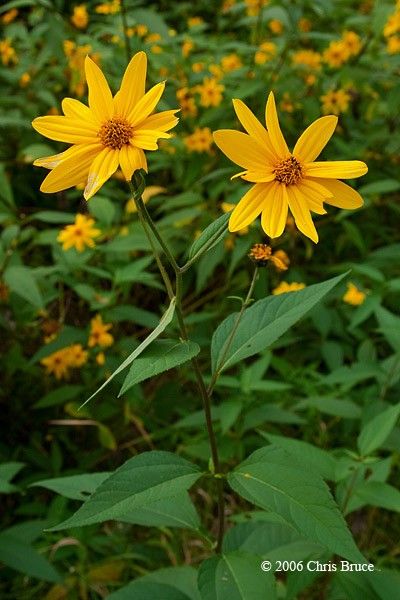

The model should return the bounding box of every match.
[213,92,368,243]
[32,52,179,200]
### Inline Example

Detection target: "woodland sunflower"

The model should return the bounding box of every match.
[32,52,179,200]
[213,92,367,243]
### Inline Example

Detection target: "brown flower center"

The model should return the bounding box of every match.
[98,118,133,149]
[274,156,303,185]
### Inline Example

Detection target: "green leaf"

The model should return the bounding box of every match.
[31,473,111,501]
[31,211,75,224]
[81,297,176,407]
[0,163,14,207]
[0,529,60,583]
[119,339,200,395]
[34,385,84,409]
[31,327,86,363]
[358,178,400,196]
[48,451,202,530]
[120,494,200,529]
[296,396,361,419]
[4,265,44,309]
[353,481,400,513]
[211,273,347,373]
[108,566,200,600]
[114,256,153,285]
[197,552,276,600]
[228,446,364,563]
[0,462,25,493]
[375,306,400,352]
[188,213,230,261]
[88,195,115,226]
[357,404,400,456]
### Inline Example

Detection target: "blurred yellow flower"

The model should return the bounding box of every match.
[1,9,18,24]
[41,344,88,379]
[384,11,400,38]
[188,16,204,27]
[68,344,89,367]
[57,214,101,252]
[32,52,179,200]
[387,36,400,54]
[280,93,294,113]
[71,4,88,29]
[221,53,242,72]
[63,41,101,97]
[146,33,161,43]
[89,314,114,348]
[298,18,311,32]
[96,352,106,365]
[254,41,276,64]
[198,77,224,107]
[136,24,148,37]
[269,19,283,34]
[343,282,366,305]
[323,40,350,67]
[271,249,290,271]
[245,0,269,17]
[213,92,367,243]
[292,49,321,70]
[342,31,362,56]
[151,44,163,54]
[182,38,194,58]
[272,281,306,295]
[321,89,351,115]
[176,86,197,116]
[19,72,31,87]
[0,38,17,66]
[95,0,120,14]
[192,62,205,73]
[184,127,213,152]
[126,185,166,213]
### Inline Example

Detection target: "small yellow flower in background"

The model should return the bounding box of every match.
[136,24,148,37]
[126,185,166,213]
[89,314,114,348]
[298,18,311,32]
[343,282,366,305]
[272,281,306,295]
[342,31,362,56]
[68,344,89,367]
[32,52,179,200]
[254,42,276,64]
[269,19,283,34]
[184,127,213,153]
[95,0,120,14]
[96,352,106,365]
[292,49,321,70]
[182,38,194,58]
[0,38,17,66]
[188,16,204,27]
[63,41,101,97]
[71,4,88,29]
[213,91,367,243]
[208,63,223,79]
[1,9,18,24]
[19,72,31,87]
[280,93,294,113]
[176,86,197,117]
[383,10,400,38]
[192,62,205,73]
[248,244,289,270]
[41,344,88,379]
[321,89,351,115]
[146,33,161,44]
[221,53,242,72]
[222,0,236,11]
[387,36,400,54]
[245,0,269,17]
[198,77,224,107]
[323,40,351,68]
[57,214,101,252]
[151,44,163,54]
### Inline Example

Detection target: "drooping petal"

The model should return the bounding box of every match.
[61,98,98,123]
[229,183,271,231]
[132,129,171,150]
[114,51,147,118]
[232,98,277,163]
[32,116,99,144]
[40,144,101,193]
[293,116,338,163]
[119,145,147,181]
[128,82,166,126]
[85,56,114,122]
[286,185,319,243]
[296,179,330,214]
[307,177,364,209]
[213,130,268,171]
[260,182,289,238]
[304,160,368,179]
[240,170,276,183]
[84,147,119,200]
[34,145,80,169]
[265,92,290,159]
[136,109,180,133]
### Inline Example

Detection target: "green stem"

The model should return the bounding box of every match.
[208,266,259,395]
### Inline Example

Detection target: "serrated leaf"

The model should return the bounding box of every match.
[119,339,200,395]
[357,404,400,456]
[211,273,347,373]
[48,451,201,530]
[228,446,364,563]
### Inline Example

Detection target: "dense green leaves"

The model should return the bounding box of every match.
[357,404,400,456]
[211,273,347,372]
[4,265,43,309]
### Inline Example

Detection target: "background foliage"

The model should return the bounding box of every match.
[1,0,400,598]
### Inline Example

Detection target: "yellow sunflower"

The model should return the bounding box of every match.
[213,92,368,243]
[32,52,179,200]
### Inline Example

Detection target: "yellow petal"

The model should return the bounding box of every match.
[229,183,271,231]
[137,109,180,132]
[40,144,101,193]
[240,170,276,183]
[307,177,364,209]
[85,56,114,122]
[296,180,330,214]
[286,185,319,243]
[260,182,288,238]
[84,147,119,200]
[132,129,171,150]
[114,51,147,118]
[304,160,368,179]
[32,116,99,144]
[213,130,268,171]
[119,145,147,181]
[265,92,290,159]
[61,98,98,123]
[128,81,166,126]
[293,116,338,163]
[232,98,277,163]
[34,145,79,169]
